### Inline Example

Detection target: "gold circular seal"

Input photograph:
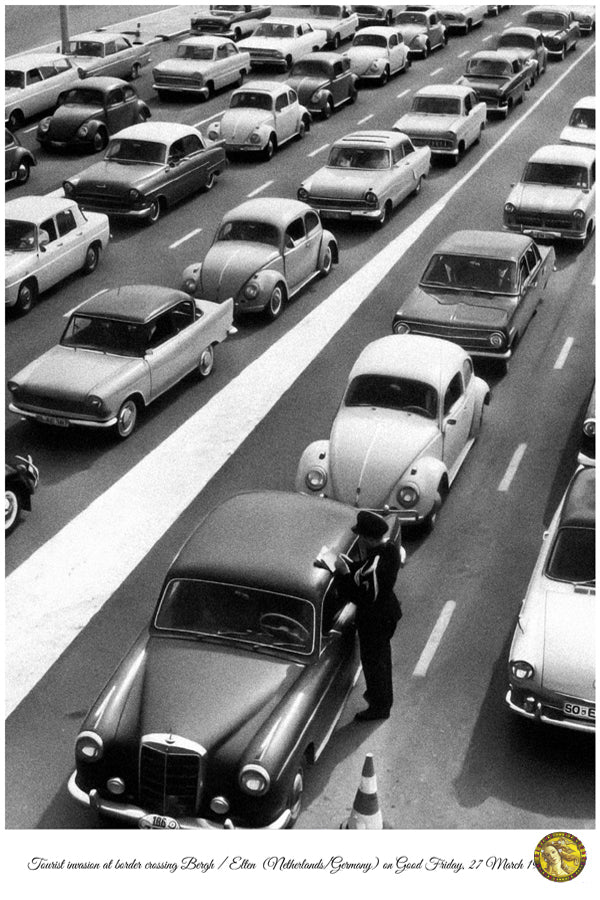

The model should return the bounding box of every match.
[534,832,586,882]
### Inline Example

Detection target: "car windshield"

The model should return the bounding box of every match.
[5,220,37,252]
[60,314,147,357]
[154,578,316,654]
[546,526,595,583]
[352,33,388,47]
[345,375,438,418]
[290,59,331,77]
[67,40,105,57]
[230,90,273,110]
[216,219,280,246]
[466,58,511,77]
[311,6,343,16]
[526,12,567,28]
[397,12,426,26]
[254,23,295,38]
[498,33,535,50]
[5,70,25,89]
[522,162,590,189]
[569,107,595,130]
[59,88,104,106]
[328,146,391,169]
[177,44,215,60]
[412,96,462,115]
[105,138,166,164]
[421,253,518,294]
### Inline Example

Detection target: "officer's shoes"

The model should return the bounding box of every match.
[354,707,390,722]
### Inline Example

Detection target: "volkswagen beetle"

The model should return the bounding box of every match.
[394,8,447,58]
[5,454,39,535]
[5,127,36,185]
[560,96,595,148]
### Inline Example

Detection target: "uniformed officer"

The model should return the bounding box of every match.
[336,510,403,721]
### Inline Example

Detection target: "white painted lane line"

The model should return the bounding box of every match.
[193,111,223,128]
[247,179,274,198]
[482,34,494,42]
[506,21,513,27]
[63,289,108,318]
[169,228,202,250]
[457,50,469,58]
[396,88,410,99]
[430,67,444,76]
[554,336,574,370]
[413,602,456,678]
[357,113,374,124]
[498,443,527,492]
[308,143,330,158]
[6,42,595,717]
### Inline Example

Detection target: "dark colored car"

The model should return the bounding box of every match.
[578,384,595,467]
[63,122,227,224]
[392,230,556,372]
[523,7,580,58]
[5,127,36,185]
[191,5,272,41]
[5,455,39,535]
[36,77,151,153]
[457,50,536,117]
[496,26,549,79]
[68,490,362,829]
[287,52,358,118]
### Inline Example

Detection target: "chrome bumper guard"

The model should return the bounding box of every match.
[505,689,595,734]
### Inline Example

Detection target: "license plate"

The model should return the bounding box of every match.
[37,414,69,427]
[564,701,595,721]
[323,210,347,219]
[139,813,180,830]
[529,230,549,240]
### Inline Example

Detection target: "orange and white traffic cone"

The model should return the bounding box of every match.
[340,753,383,829]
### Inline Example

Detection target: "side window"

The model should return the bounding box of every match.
[168,137,187,161]
[462,358,473,390]
[107,88,124,106]
[104,41,116,56]
[54,58,72,74]
[284,217,306,247]
[27,68,44,84]
[182,133,204,155]
[332,61,343,78]
[443,373,463,415]
[429,13,437,26]
[305,210,320,235]
[389,33,397,47]
[524,245,540,273]
[464,93,473,113]
[216,44,228,59]
[226,42,238,56]
[518,256,529,285]
[321,580,347,635]
[392,144,404,164]
[122,85,136,102]
[275,92,287,112]
[146,311,177,349]
[590,162,595,185]
[172,300,195,331]
[56,208,77,236]
[114,37,131,52]
[40,217,58,243]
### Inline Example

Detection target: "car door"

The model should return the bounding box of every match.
[105,86,131,133]
[283,216,314,289]
[428,11,443,47]
[144,304,196,398]
[54,206,87,275]
[5,129,17,180]
[441,370,473,471]
[387,32,401,73]
[512,245,543,336]
[166,134,207,201]
[24,66,48,117]
[35,214,68,290]
[391,140,416,202]
[463,90,480,145]
[274,89,296,142]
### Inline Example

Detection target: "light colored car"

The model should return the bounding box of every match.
[578,384,595,467]
[8,286,233,439]
[353,6,407,27]
[503,144,596,246]
[457,50,536,117]
[5,52,81,131]
[287,53,358,118]
[393,84,486,164]
[238,17,328,70]
[566,5,595,34]
[207,81,311,159]
[152,35,250,101]
[5,127,36,185]
[394,8,447,58]
[560,96,595,148]
[64,122,227,224]
[523,7,580,58]
[295,334,490,532]
[496,26,548,80]
[298,129,430,227]
[439,4,487,34]
[5,195,109,316]
[287,5,359,49]
[506,466,595,733]
[190,5,273,41]
[181,198,338,321]
[65,32,151,81]
[345,25,410,83]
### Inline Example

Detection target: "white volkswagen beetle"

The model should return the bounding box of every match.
[295,335,490,531]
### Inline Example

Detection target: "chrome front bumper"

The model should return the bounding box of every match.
[505,689,595,734]
[9,402,117,429]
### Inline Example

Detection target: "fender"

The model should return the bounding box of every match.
[319,230,339,265]
[81,117,107,139]
[295,440,331,494]
[386,455,447,518]
[248,266,289,302]
[471,376,491,435]
[136,101,151,120]
[181,261,202,294]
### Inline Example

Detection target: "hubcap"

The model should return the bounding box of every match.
[5,491,18,529]
[118,402,136,436]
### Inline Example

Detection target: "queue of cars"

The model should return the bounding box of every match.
[4,6,596,827]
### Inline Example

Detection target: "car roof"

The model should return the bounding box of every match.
[179,35,234,46]
[292,51,342,64]
[334,130,406,148]
[560,467,595,529]
[64,75,131,91]
[355,25,401,35]
[257,17,314,25]
[527,6,571,14]
[5,195,77,222]
[435,230,533,258]
[76,285,193,323]
[529,144,595,165]
[414,84,474,98]
[573,95,596,109]
[349,335,468,387]
[6,52,70,70]
[111,122,199,142]
[222,197,313,226]
[71,31,129,42]
[500,26,545,39]
[469,49,521,63]
[167,491,358,603]
[232,79,287,94]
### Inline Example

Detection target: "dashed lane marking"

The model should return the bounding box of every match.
[498,444,527,492]
[396,88,410,98]
[308,143,330,157]
[554,336,574,369]
[357,113,374,124]
[457,50,469,57]
[247,179,273,198]
[413,602,456,677]
[482,34,494,41]
[430,67,444,76]
[169,228,203,250]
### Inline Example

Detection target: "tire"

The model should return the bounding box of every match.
[318,243,334,277]
[92,128,108,152]
[265,283,284,320]
[235,69,245,87]
[7,109,23,132]
[198,345,214,378]
[115,398,138,440]
[421,489,443,534]
[581,219,595,248]
[296,119,306,140]
[379,65,390,86]
[263,136,276,161]
[331,33,340,50]
[348,87,358,104]
[130,62,141,80]
[204,171,216,191]
[375,201,392,228]
[412,175,423,196]
[205,81,214,100]
[286,765,305,828]
[82,243,100,275]
[385,10,393,25]
[146,199,161,224]
[5,488,22,535]
[422,43,430,59]
[285,55,293,71]
[234,27,242,42]
[15,159,31,184]
[15,279,37,316]
[452,142,465,166]
[322,98,333,120]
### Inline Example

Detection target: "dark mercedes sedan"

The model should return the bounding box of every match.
[68,491,362,828]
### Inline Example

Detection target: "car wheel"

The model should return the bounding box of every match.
[286,765,305,828]
[92,128,108,152]
[82,243,100,275]
[422,43,430,59]
[234,27,242,42]
[379,65,390,86]
[322,98,333,119]
[198,345,214,378]
[205,81,215,100]
[7,109,23,131]
[15,159,31,184]
[130,62,141,80]
[265,284,284,320]
[5,487,22,535]
[376,201,392,228]
[581,219,595,248]
[146,199,161,225]
[348,87,358,104]
[115,398,138,440]
[285,55,293,71]
[412,175,423,196]
[318,243,334,277]
[331,33,340,50]
[204,171,216,191]
[296,119,306,140]
[421,489,444,534]
[235,69,245,87]
[263,136,276,161]
[452,142,465,166]
[15,279,37,316]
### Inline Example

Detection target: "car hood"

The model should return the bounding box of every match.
[5,87,24,102]
[5,250,40,281]
[395,112,465,134]
[154,58,218,76]
[346,46,386,73]
[220,108,273,142]
[286,75,329,100]
[71,158,164,191]
[140,638,303,750]
[201,241,280,301]
[13,345,139,397]
[559,125,595,148]
[398,24,426,41]
[305,165,385,198]
[329,407,438,507]
[400,285,513,327]
[508,183,588,213]
[46,103,102,139]
[459,75,507,95]
[542,589,595,699]
[534,25,568,38]
[240,36,294,50]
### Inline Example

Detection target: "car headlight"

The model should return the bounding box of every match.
[7,381,19,395]
[75,731,104,762]
[311,89,325,103]
[38,119,50,133]
[393,321,411,335]
[88,395,104,412]
[510,660,534,680]
[397,485,419,507]
[63,181,75,196]
[306,467,327,491]
[489,332,506,348]
[77,124,89,138]
[193,72,204,84]
[239,763,270,796]
[129,188,141,202]
[365,190,378,206]
[244,281,259,299]
[369,59,383,72]
[183,277,197,293]
[504,202,516,214]
[573,208,585,220]
[271,50,284,59]
[583,419,595,437]
[208,123,221,138]
[297,186,309,202]
[249,132,262,144]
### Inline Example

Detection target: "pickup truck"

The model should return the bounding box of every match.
[190,5,272,42]
[288,5,359,48]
